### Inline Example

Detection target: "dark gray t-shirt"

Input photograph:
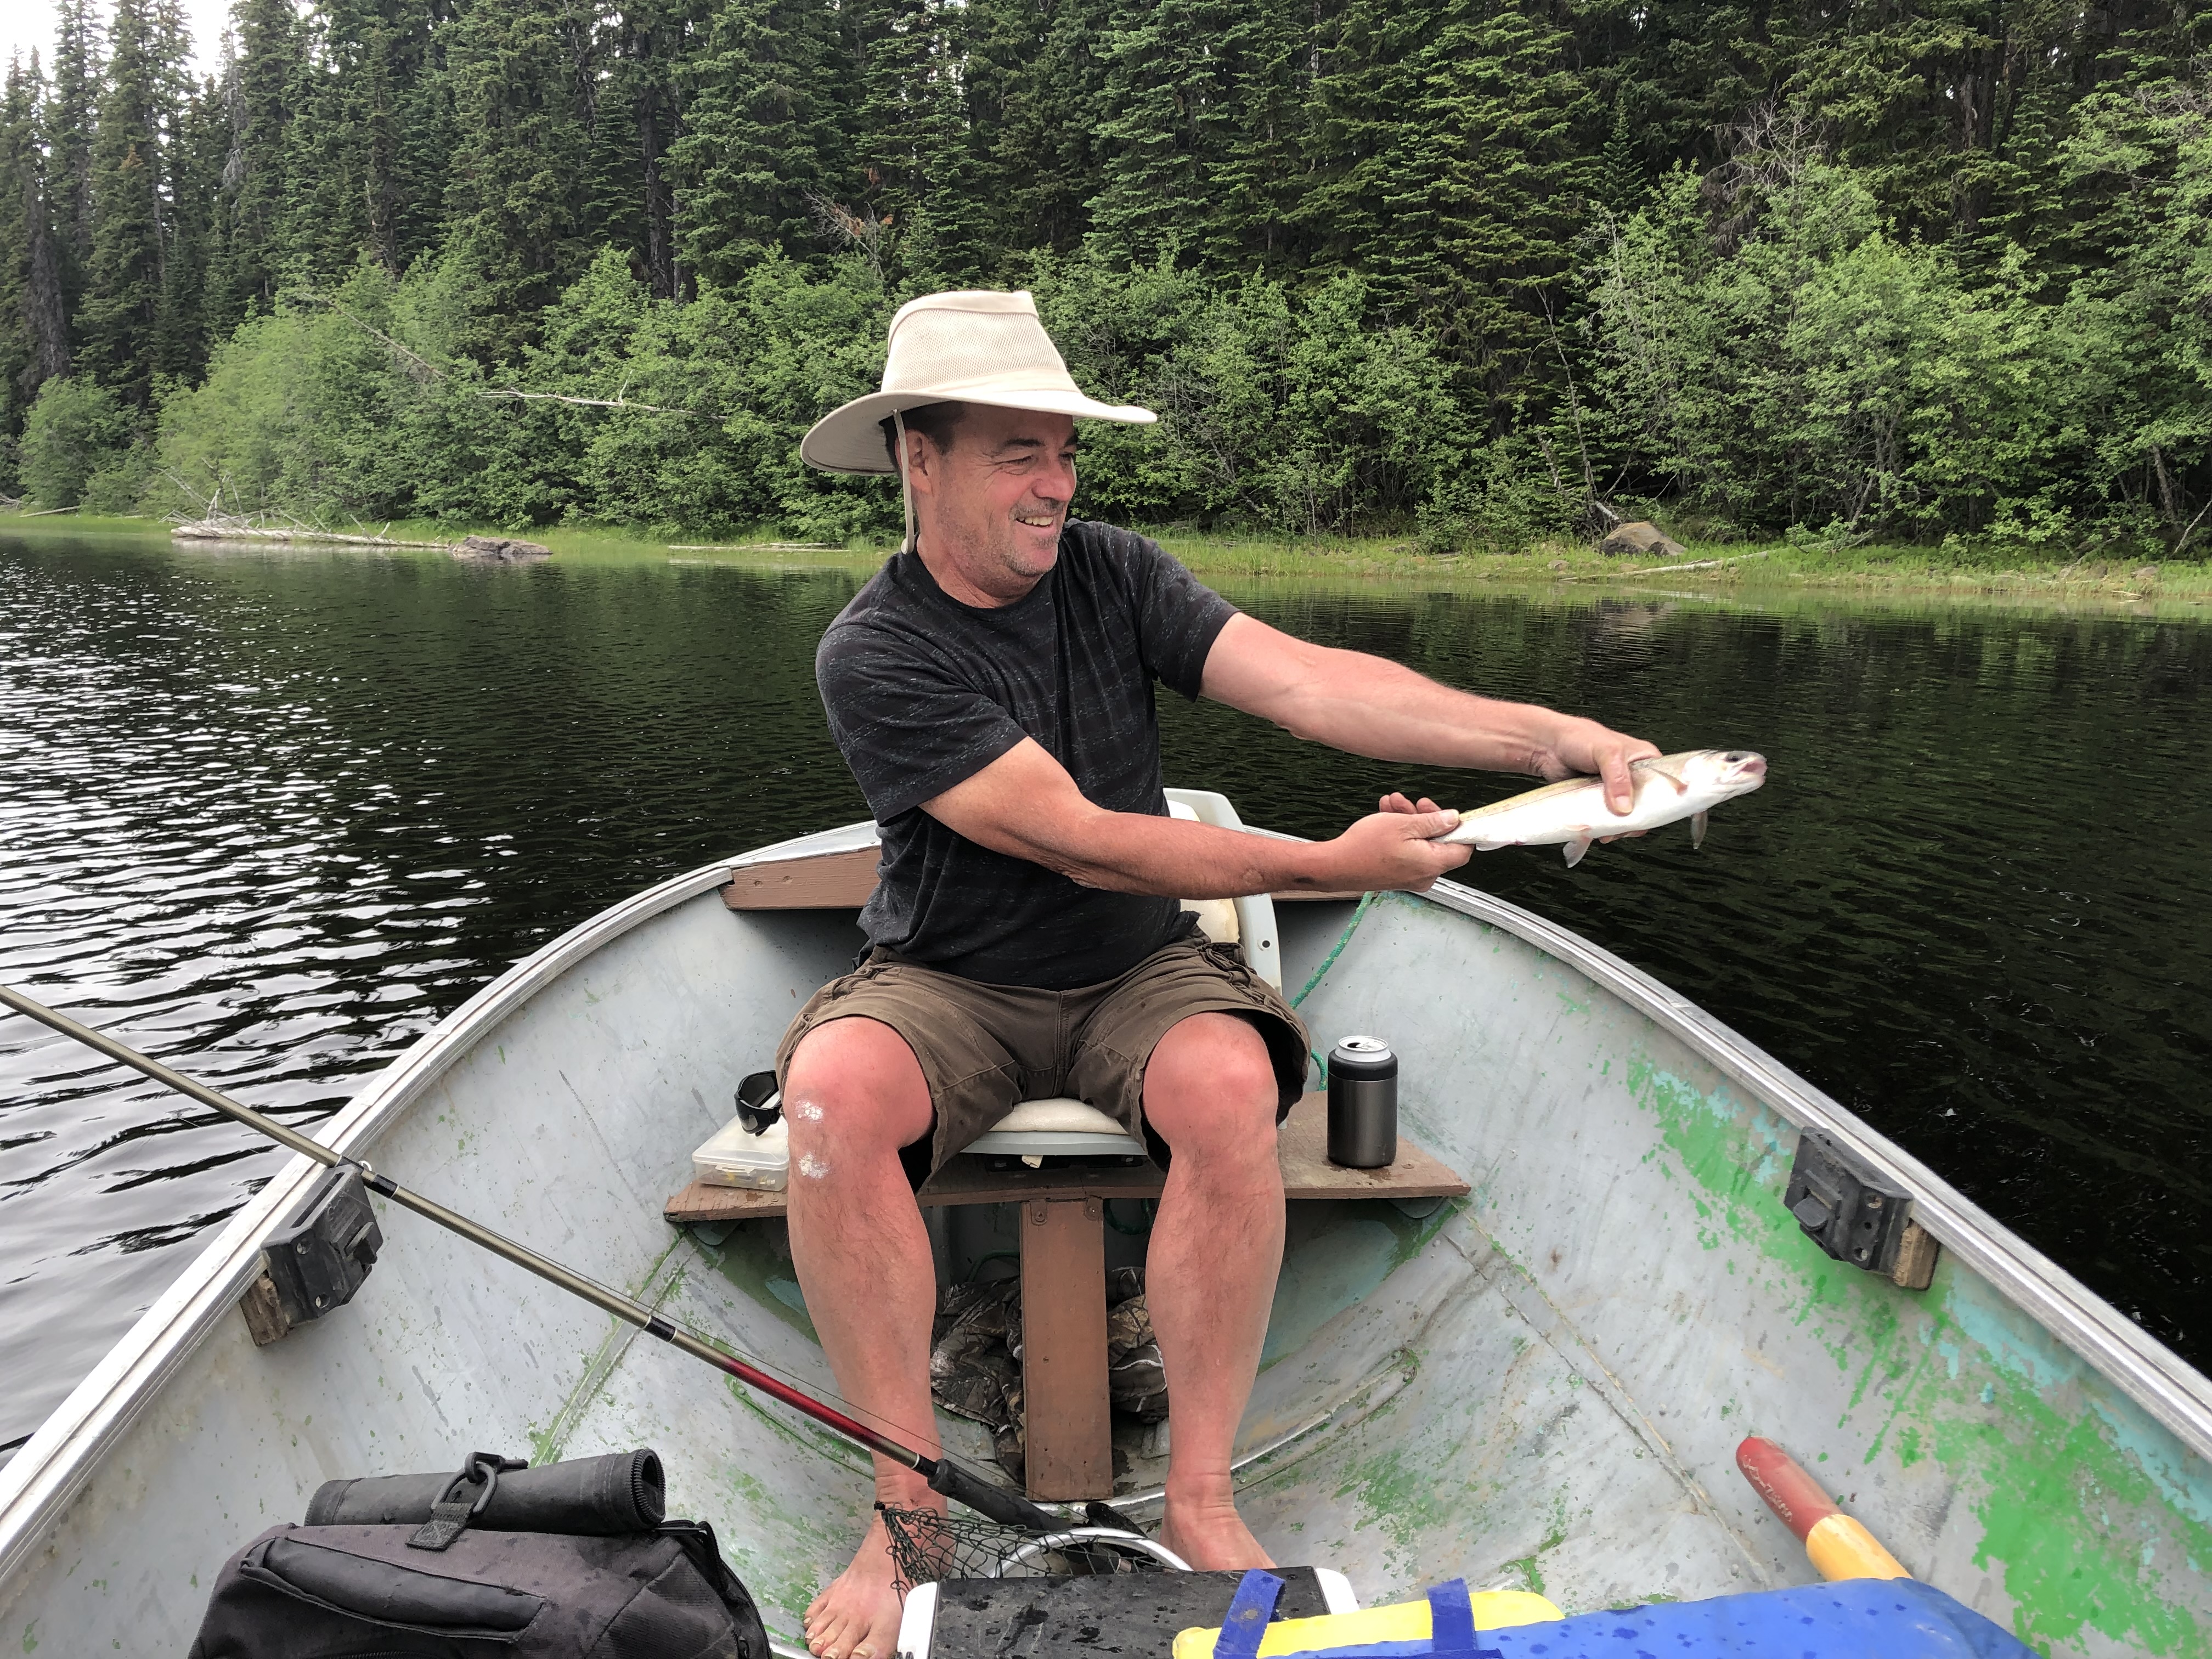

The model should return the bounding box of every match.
[816,521,1238,989]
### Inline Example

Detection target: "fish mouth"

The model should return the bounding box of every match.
[1719,751,1768,789]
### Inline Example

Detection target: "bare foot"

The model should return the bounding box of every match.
[804,1512,907,1659]
[1160,1494,1275,1570]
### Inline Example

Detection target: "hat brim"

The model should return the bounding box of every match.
[801,386,1158,475]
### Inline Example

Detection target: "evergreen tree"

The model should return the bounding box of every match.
[7,55,71,382]
[1312,0,1598,398]
[1088,0,1313,272]
[159,71,225,382]
[961,0,1111,257]
[212,0,299,326]
[1,53,71,486]
[672,0,852,285]
[1086,0,1217,265]
[838,0,985,281]
[48,0,102,316]
[599,0,696,298]
[438,0,609,359]
[79,0,173,409]
[281,0,436,279]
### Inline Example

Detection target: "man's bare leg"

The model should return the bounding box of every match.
[1142,1011,1286,1570]
[783,1017,939,1659]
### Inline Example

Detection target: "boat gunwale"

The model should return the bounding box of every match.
[4,817,2207,1600]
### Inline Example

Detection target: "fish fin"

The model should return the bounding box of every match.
[1692,810,1709,850]
[1562,836,1592,868]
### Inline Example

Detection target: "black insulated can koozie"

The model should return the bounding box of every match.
[1326,1035,1398,1169]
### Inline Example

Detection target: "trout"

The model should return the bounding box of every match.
[1442,749,1768,867]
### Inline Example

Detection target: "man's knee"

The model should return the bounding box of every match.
[1144,1012,1280,1160]
[783,1017,934,1164]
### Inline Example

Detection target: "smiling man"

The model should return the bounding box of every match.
[780,291,1656,1659]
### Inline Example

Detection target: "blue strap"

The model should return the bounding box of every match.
[1215,1570,1285,1659]
[1426,1579,1499,1656]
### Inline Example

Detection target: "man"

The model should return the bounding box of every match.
[783,291,1656,1659]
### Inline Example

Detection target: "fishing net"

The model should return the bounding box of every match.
[877,1504,1175,1595]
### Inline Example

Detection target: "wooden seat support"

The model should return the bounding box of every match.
[1020,1197,1115,1498]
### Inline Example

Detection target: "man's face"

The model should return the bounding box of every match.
[909,405,1079,601]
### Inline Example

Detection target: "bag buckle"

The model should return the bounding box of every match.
[407,1451,528,1550]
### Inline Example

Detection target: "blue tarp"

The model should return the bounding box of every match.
[1211,1574,2039,1659]
[1482,1580,2038,1659]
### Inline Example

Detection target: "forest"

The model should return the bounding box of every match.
[2,0,2209,551]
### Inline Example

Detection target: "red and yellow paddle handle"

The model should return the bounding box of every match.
[1736,1435,1911,1581]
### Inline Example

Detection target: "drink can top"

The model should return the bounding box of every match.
[1331,1035,1393,1063]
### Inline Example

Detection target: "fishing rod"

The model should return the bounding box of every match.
[0,982,1062,1535]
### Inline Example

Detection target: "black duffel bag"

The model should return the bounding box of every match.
[188,1450,771,1658]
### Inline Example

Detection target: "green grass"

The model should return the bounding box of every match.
[10,508,2210,610]
[1148,528,2212,602]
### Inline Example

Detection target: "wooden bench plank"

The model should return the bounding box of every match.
[662,1094,1468,1223]
[720,846,1367,911]
[722,845,881,909]
[1019,1197,1115,1499]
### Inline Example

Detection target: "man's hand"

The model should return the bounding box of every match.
[1532,718,1661,815]
[1321,798,1469,893]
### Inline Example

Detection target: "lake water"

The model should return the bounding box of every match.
[2,531,2207,1459]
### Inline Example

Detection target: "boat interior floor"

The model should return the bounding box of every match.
[550,1189,1766,1627]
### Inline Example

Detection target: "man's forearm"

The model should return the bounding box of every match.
[1009,808,1358,899]
[1262,651,1575,775]
[923,734,1472,899]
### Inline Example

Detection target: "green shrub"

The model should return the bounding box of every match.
[20,377,131,508]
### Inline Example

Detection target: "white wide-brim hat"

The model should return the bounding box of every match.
[800,290,1155,475]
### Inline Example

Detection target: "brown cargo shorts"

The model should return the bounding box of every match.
[774,931,1311,1183]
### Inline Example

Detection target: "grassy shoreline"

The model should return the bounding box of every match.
[10,511,2210,610]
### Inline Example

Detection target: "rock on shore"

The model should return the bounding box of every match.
[452,534,553,562]
[1600,521,1688,560]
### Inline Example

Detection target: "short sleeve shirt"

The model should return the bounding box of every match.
[815,521,1237,989]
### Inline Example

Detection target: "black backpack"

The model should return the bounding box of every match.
[187,1451,771,1659]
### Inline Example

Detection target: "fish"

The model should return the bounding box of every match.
[1441,749,1768,868]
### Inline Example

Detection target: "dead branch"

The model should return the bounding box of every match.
[300,291,698,416]
[479,386,697,416]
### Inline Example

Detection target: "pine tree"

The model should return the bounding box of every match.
[961,0,1111,257]
[1196,0,1310,273]
[48,0,101,316]
[599,0,694,298]
[438,0,607,358]
[1,52,72,484]
[1312,0,1598,396]
[1085,0,1214,265]
[283,0,433,279]
[159,70,225,382]
[78,0,172,408]
[1596,93,1644,220]
[1089,0,1314,272]
[833,0,983,281]
[668,0,849,285]
[211,0,298,326]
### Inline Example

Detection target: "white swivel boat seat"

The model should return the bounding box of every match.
[963,789,1283,1162]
